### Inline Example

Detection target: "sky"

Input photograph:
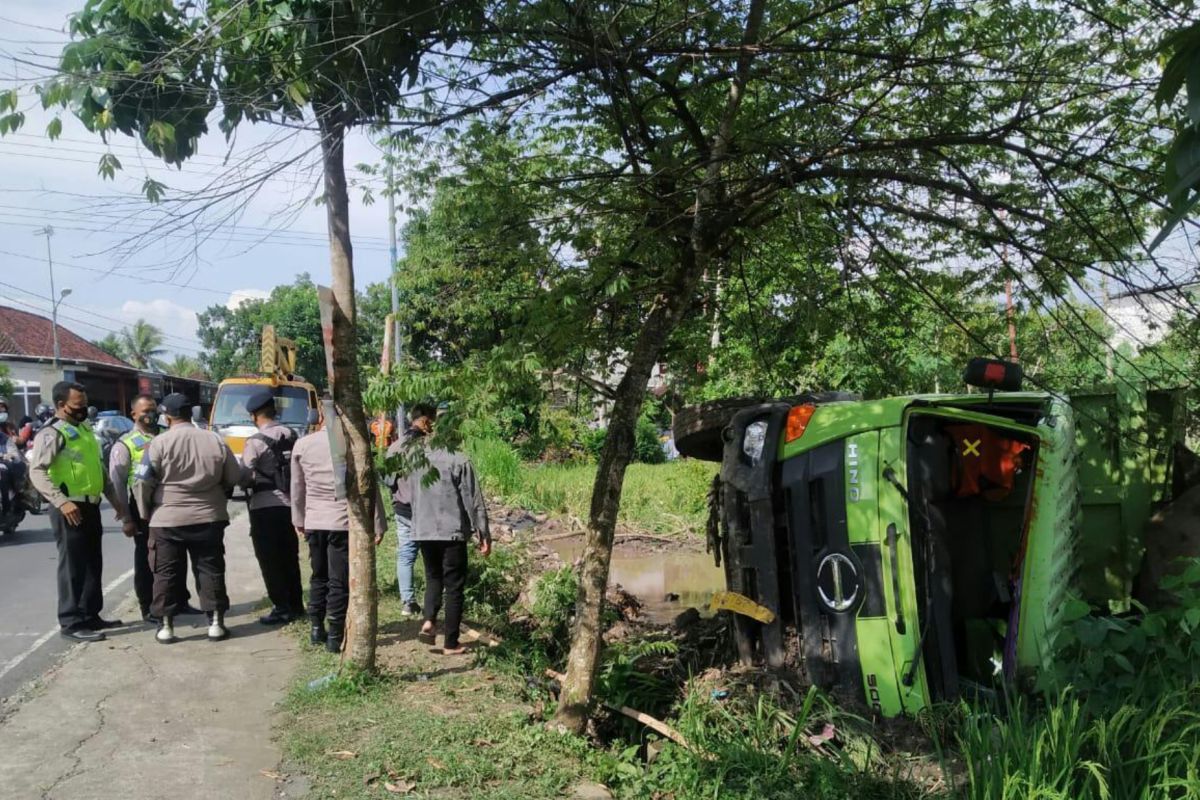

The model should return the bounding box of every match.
[0,3,403,360]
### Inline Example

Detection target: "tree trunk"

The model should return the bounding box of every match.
[553,0,766,733]
[319,105,378,672]
[553,261,703,732]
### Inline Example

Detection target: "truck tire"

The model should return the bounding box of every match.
[672,392,860,462]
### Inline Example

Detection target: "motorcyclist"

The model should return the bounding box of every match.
[0,402,25,525]
[26,404,54,450]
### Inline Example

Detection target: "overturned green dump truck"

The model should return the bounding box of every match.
[675,360,1188,716]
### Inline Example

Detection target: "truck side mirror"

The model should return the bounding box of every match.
[306,408,320,426]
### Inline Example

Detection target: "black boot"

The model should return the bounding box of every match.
[310,617,326,646]
[326,622,344,654]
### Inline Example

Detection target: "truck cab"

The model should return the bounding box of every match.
[209,325,321,461]
[696,361,1183,715]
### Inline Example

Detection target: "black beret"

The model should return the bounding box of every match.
[244,387,276,415]
[161,393,191,418]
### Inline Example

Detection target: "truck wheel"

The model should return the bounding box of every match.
[672,397,768,462]
[672,392,860,462]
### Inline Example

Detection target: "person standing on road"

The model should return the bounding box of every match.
[409,415,491,655]
[238,388,304,626]
[383,403,435,618]
[290,418,386,652]
[109,394,204,624]
[135,393,240,644]
[28,381,127,643]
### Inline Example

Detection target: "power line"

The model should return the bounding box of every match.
[0,278,205,351]
[0,293,206,357]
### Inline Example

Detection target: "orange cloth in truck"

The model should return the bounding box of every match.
[945,424,1030,500]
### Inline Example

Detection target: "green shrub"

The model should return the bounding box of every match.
[1040,562,1200,700]
[465,542,528,629]
[530,565,578,661]
[468,437,524,497]
[582,406,668,465]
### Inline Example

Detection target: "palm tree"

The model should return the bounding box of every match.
[119,319,167,370]
[163,354,206,379]
[93,333,125,359]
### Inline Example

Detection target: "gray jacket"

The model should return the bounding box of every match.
[409,446,490,544]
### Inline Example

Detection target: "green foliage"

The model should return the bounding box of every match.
[955,687,1200,800]
[0,363,12,401]
[584,411,667,465]
[528,566,579,663]
[196,274,390,388]
[463,542,527,630]
[162,355,205,379]
[1153,22,1200,248]
[1040,564,1200,698]
[92,333,124,360]
[118,318,167,370]
[596,688,926,800]
[467,437,524,497]
[469,437,715,535]
[595,638,678,715]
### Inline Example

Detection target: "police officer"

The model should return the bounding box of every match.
[109,394,204,623]
[135,393,240,644]
[238,388,304,625]
[28,380,127,642]
[291,415,386,651]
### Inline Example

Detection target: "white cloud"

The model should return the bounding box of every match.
[118,298,200,357]
[226,288,271,310]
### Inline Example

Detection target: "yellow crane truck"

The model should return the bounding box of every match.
[209,326,321,463]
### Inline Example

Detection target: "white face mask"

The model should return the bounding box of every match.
[0,413,8,424]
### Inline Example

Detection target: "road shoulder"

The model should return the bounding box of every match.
[0,512,300,800]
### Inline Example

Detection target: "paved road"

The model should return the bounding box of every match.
[0,503,142,703]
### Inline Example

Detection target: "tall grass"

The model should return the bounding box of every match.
[955,685,1200,800]
[468,437,716,535]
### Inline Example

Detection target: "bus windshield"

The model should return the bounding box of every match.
[211,384,310,428]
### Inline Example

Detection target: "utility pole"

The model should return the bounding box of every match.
[1101,272,1114,380]
[999,209,1018,363]
[387,153,405,427]
[36,226,62,371]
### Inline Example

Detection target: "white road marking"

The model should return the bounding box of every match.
[0,567,135,683]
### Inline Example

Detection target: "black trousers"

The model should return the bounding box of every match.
[419,540,468,650]
[250,506,304,615]
[52,502,104,629]
[150,522,229,618]
[306,530,348,628]
[129,497,195,615]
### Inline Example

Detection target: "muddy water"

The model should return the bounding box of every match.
[549,540,726,624]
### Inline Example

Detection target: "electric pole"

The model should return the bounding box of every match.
[387,153,405,427]
[36,225,62,371]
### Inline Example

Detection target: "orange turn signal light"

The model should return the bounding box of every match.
[785,404,816,443]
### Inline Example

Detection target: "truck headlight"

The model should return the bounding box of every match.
[743,420,769,462]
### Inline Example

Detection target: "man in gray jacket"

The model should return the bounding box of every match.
[135,393,241,644]
[410,419,491,655]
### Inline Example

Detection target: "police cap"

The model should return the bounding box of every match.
[161,393,192,418]
[244,387,275,415]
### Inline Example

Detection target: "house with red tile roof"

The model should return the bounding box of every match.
[0,305,140,416]
[0,306,214,419]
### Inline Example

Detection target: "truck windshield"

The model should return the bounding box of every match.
[211,385,310,427]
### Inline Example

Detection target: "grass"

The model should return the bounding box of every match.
[279,522,600,799]
[953,685,1200,800]
[468,437,716,535]
[279,461,1200,799]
